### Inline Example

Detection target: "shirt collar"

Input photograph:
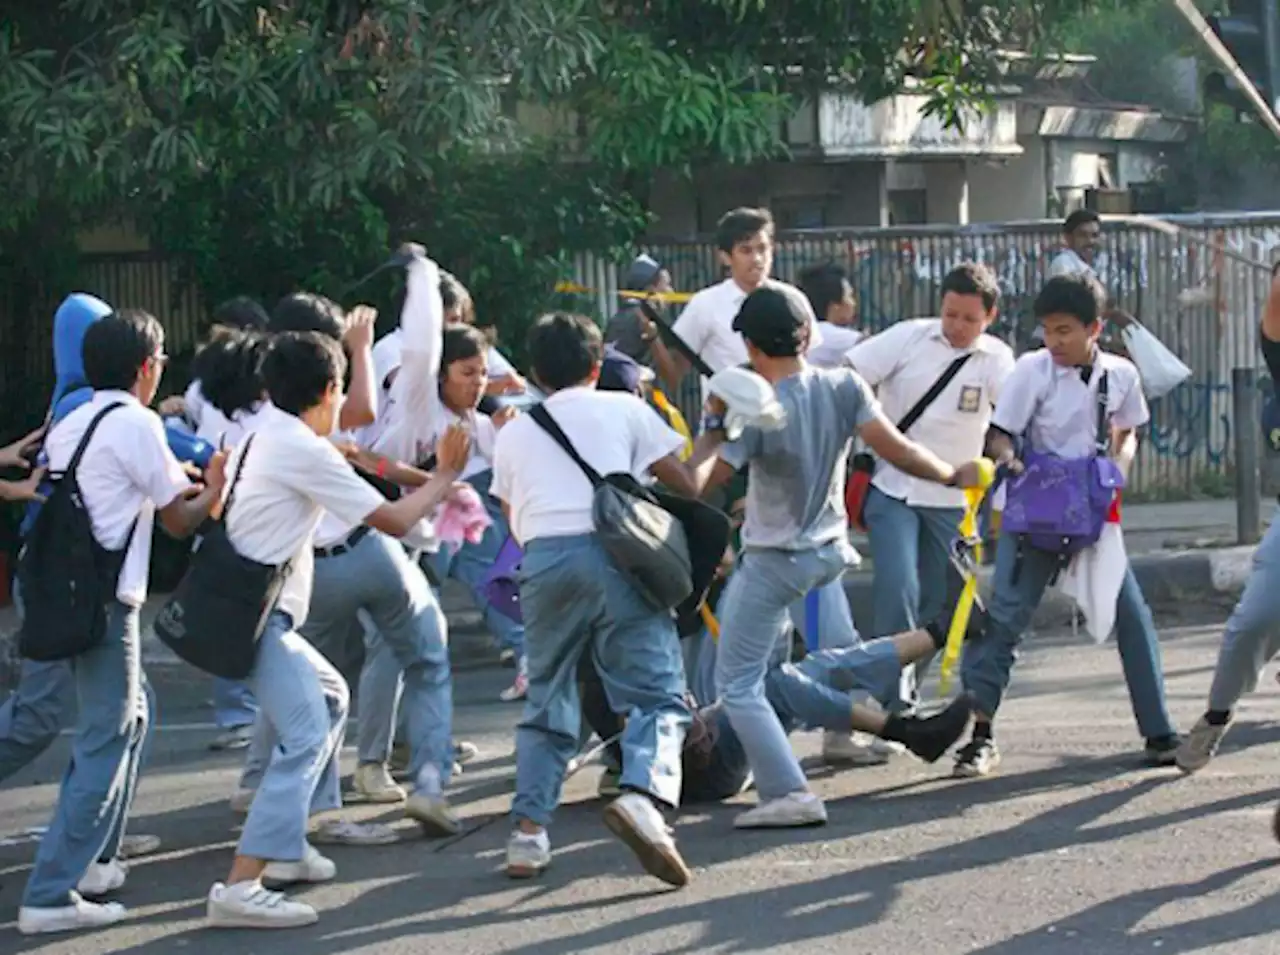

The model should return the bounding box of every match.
[926,323,997,355]
[95,389,140,406]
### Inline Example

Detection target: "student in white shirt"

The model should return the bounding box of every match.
[846,264,1015,709]
[1047,209,1102,281]
[954,274,1178,779]
[797,261,863,368]
[206,331,471,930]
[644,206,823,392]
[492,313,714,887]
[19,310,225,936]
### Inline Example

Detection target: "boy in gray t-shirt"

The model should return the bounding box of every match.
[699,285,985,831]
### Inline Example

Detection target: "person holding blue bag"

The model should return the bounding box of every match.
[954,274,1179,779]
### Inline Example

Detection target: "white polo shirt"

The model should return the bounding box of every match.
[671,278,824,379]
[846,318,1015,509]
[491,386,684,545]
[807,322,863,369]
[991,348,1148,458]
[43,390,192,606]
[225,404,386,627]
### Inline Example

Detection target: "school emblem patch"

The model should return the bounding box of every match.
[957,385,982,413]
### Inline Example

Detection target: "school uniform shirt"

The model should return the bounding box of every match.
[718,367,881,552]
[225,404,387,627]
[671,278,824,384]
[846,318,1015,509]
[806,322,863,369]
[43,390,192,607]
[491,386,684,545]
[1048,248,1098,281]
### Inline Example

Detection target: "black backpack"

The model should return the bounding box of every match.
[18,403,135,661]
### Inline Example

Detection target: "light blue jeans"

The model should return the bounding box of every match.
[238,611,347,862]
[787,578,860,653]
[23,602,153,907]
[513,533,689,827]
[300,530,453,791]
[863,486,963,703]
[213,678,257,731]
[1207,516,1280,712]
[432,469,524,656]
[768,639,903,731]
[961,533,1176,740]
[0,659,73,784]
[715,540,852,801]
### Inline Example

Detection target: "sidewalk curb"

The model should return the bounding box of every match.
[841,545,1256,633]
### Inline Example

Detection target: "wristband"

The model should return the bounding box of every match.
[376,458,389,479]
[702,414,727,433]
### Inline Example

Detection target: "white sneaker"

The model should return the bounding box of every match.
[734,792,828,829]
[352,763,406,804]
[822,731,891,766]
[261,844,337,888]
[210,725,255,752]
[1176,715,1231,775]
[311,818,399,847]
[602,792,691,887]
[230,788,256,814]
[505,829,552,879]
[119,833,162,859]
[206,881,318,929]
[405,792,462,837]
[18,893,127,935]
[77,858,128,897]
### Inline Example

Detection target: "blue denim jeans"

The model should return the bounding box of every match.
[213,678,257,731]
[0,659,73,784]
[513,533,689,827]
[23,602,153,907]
[715,541,851,801]
[862,486,963,703]
[960,532,1176,740]
[300,530,453,791]
[1207,517,1280,712]
[432,469,525,656]
[787,578,861,653]
[238,611,348,862]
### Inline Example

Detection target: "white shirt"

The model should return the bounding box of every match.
[1049,248,1098,281]
[187,379,270,450]
[807,322,864,369]
[44,390,191,606]
[492,386,684,545]
[183,380,207,429]
[991,348,1148,459]
[846,319,1015,508]
[671,278,824,380]
[225,404,386,627]
[487,347,517,380]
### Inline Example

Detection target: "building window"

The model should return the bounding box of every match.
[888,189,927,226]
[774,196,830,230]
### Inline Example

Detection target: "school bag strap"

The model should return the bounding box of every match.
[220,433,257,520]
[895,353,974,435]
[59,401,126,480]
[528,403,605,488]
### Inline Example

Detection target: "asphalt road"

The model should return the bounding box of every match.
[3,621,1280,955]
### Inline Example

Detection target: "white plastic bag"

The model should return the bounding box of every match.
[1121,321,1192,400]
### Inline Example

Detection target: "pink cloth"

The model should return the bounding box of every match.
[435,486,492,547]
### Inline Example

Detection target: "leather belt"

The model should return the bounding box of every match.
[314,525,371,559]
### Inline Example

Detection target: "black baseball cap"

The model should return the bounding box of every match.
[732,284,808,357]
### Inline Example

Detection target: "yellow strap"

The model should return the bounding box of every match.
[938,462,996,696]
[650,388,694,460]
[701,604,720,641]
[556,282,694,304]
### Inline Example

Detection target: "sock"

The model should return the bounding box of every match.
[924,619,948,651]
[1205,709,1232,726]
[972,720,993,741]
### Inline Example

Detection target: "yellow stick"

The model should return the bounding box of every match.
[938,460,996,695]
[555,282,695,304]
[701,604,721,641]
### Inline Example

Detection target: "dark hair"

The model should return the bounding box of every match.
[941,263,1001,312]
[193,327,268,418]
[797,262,851,320]
[262,331,348,416]
[441,323,488,372]
[440,271,475,324]
[1033,274,1105,326]
[269,292,346,341]
[211,296,269,332]
[716,207,774,254]
[82,309,165,391]
[527,313,602,391]
[1063,209,1100,235]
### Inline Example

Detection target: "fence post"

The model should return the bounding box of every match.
[1234,366,1262,545]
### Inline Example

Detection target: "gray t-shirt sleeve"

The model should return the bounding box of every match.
[717,427,758,470]
[837,368,882,432]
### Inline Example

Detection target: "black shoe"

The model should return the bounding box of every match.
[953,735,1000,778]
[1144,734,1180,767]
[889,696,973,764]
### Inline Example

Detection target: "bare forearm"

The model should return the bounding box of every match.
[984,428,1017,466]
[348,448,429,488]
[163,487,219,539]
[649,337,688,393]
[341,351,377,430]
[379,469,459,534]
[1110,428,1139,476]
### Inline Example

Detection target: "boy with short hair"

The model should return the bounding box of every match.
[955,274,1178,778]
[492,312,705,886]
[797,261,862,368]
[19,310,225,935]
[693,285,987,828]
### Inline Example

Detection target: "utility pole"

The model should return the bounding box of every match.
[1176,0,1280,138]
